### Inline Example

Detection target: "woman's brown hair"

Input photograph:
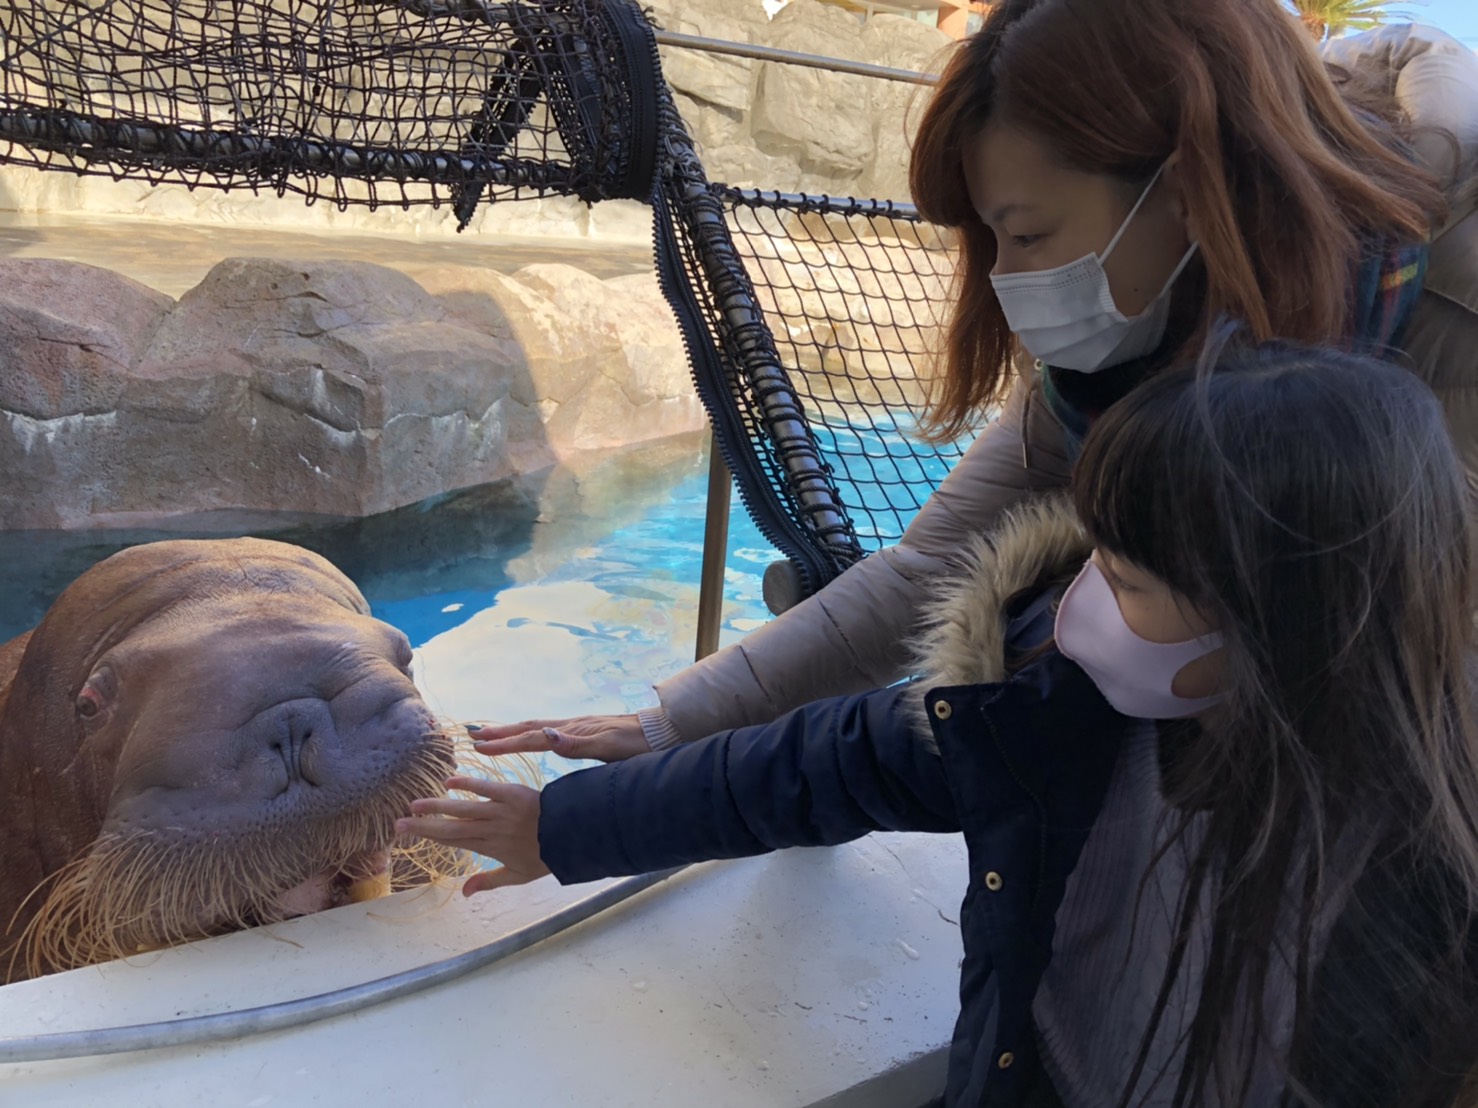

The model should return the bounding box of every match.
[909,0,1448,439]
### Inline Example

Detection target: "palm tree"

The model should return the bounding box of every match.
[1287,0,1414,42]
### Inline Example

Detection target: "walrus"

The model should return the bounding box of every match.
[0,536,492,983]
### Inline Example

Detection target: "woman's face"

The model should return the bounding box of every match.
[963,121,1192,317]
[1093,548,1223,700]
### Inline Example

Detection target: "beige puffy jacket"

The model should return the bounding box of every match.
[652,23,1478,743]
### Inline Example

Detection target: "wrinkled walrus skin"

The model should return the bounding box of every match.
[0,537,457,982]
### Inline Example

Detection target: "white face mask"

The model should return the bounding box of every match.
[1054,560,1223,720]
[989,163,1199,373]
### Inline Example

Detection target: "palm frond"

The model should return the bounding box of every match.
[1285,0,1419,40]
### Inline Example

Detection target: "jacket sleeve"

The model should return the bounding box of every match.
[538,684,958,884]
[1324,25,1478,492]
[653,369,1074,742]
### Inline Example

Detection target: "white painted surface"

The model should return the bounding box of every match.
[0,833,965,1107]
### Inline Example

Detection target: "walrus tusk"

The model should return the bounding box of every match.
[346,872,391,903]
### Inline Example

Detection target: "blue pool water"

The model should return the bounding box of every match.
[399,420,971,733]
[811,417,971,546]
[399,456,784,729]
[0,424,969,746]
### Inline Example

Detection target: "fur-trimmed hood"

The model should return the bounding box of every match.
[909,495,1092,694]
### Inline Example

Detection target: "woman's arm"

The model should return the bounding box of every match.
[653,369,1072,742]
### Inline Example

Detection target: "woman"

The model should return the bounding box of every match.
[476,5,1478,760]
[403,342,1478,1106]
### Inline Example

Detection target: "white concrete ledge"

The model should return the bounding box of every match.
[0,832,964,1107]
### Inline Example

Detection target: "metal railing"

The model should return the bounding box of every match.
[652,29,939,86]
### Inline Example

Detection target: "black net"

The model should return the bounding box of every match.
[721,189,966,554]
[651,89,969,608]
[0,0,664,222]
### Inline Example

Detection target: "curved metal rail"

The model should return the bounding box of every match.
[0,868,684,1065]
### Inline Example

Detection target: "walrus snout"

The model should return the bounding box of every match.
[248,688,435,796]
[102,681,446,838]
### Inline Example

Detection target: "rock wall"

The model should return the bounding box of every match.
[0,257,704,530]
[650,0,949,200]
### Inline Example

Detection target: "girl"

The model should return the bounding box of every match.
[400,341,1478,1107]
[471,7,1478,763]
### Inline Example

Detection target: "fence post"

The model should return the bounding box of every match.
[694,430,732,661]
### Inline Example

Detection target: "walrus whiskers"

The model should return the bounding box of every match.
[15,725,544,979]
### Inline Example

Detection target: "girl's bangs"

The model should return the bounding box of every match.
[1071,379,1204,588]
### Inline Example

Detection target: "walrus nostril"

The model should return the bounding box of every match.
[271,710,323,786]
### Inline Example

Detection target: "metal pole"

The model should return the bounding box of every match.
[651,29,938,86]
[695,431,733,661]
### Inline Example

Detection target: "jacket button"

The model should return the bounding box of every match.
[933,699,953,720]
[984,871,1004,892]
[998,1051,1015,1069]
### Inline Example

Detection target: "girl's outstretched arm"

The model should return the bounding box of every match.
[399,683,956,893]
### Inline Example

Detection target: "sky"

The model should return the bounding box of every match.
[1400,0,1478,48]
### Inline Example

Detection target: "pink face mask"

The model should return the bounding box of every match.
[1053,560,1223,719]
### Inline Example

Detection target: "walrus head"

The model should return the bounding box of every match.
[0,537,467,981]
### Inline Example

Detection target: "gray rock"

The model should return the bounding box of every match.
[673,90,748,153]
[691,142,804,192]
[404,263,705,457]
[750,0,876,180]
[0,258,529,529]
[858,16,950,202]
[655,10,758,113]
[0,259,172,421]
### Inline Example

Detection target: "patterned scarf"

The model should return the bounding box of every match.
[1039,236,1431,455]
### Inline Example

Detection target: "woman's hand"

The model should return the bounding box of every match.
[396,776,551,895]
[465,713,651,763]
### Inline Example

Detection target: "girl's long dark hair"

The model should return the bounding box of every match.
[910,0,1447,440]
[1072,339,1478,1107]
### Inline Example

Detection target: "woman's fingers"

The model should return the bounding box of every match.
[399,781,530,827]
[463,718,564,740]
[469,728,560,757]
[397,778,550,895]
[472,714,650,763]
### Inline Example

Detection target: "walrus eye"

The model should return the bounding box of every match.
[76,666,118,722]
[76,688,102,719]
[392,633,415,676]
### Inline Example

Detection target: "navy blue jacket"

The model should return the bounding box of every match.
[539,597,1134,1106]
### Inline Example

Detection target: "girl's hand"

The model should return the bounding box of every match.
[397,776,551,895]
[464,713,650,764]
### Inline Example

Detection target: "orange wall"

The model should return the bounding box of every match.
[937,0,988,39]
